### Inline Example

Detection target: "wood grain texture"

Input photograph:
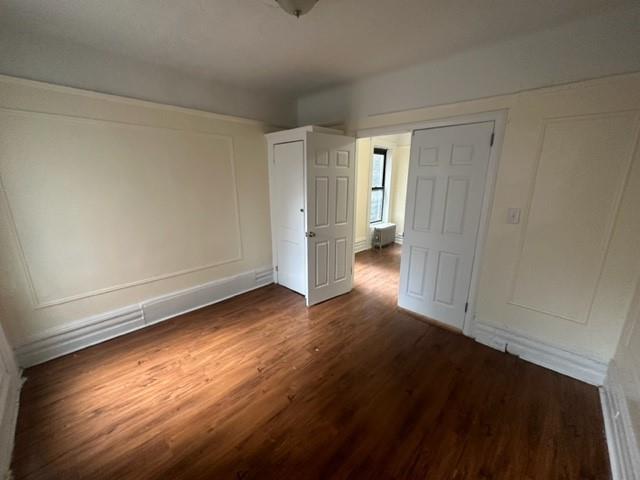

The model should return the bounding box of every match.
[12,245,610,479]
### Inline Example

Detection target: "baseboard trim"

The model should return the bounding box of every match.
[0,373,21,479]
[474,321,608,386]
[16,266,274,367]
[601,363,640,480]
[354,239,370,254]
[394,234,403,245]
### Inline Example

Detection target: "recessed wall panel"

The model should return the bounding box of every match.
[511,113,638,322]
[315,241,329,287]
[412,176,436,231]
[335,176,349,225]
[418,147,439,166]
[315,176,329,227]
[315,150,329,166]
[334,237,347,281]
[442,176,470,235]
[0,110,241,306]
[451,145,474,165]
[406,246,429,298]
[336,150,350,167]
[434,252,460,306]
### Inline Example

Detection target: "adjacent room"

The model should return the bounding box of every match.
[0,1,639,478]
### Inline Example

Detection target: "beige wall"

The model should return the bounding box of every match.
[0,75,273,347]
[354,138,372,246]
[388,145,410,237]
[346,73,640,363]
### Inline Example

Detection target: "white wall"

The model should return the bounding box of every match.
[330,72,640,364]
[297,4,640,126]
[0,28,296,127]
[0,75,274,351]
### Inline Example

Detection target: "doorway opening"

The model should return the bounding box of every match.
[352,132,412,307]
[354,113,504,334]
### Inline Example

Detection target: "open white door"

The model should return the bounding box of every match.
[305,132,356,306]
[399,122,494,329]
[272,141,306,295]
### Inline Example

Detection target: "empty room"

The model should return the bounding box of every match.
[1,0,640,478]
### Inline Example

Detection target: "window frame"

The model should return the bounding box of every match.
[369,147,388,224]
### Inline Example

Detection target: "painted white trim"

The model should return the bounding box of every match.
[0,323,20,480]
[474,321,608,386]
[354,239,370,253]
[264,125,342,145]
[0,374,21,480]
[601,362,640,480]
[0,74,266,127]
[15,266,273,367]
[394,234,404,245]
[357,110,508,336]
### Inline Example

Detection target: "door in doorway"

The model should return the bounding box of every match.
[306,132,356,306]
[399,122,494,329]
[273,141,306,295]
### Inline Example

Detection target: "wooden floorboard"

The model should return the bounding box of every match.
[12,245,611,479]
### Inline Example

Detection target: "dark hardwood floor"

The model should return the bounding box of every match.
[12,245,610,479]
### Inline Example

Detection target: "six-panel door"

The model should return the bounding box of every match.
[398,122,494,329]
[306,132,356,306]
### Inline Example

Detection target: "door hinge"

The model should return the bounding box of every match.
[465,302,469,313]
[490,132,495,146]
[275,266,278,272]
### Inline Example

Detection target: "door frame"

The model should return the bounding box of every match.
[266,125,349,300]
[267,137,308,292]
[356,109,508,337]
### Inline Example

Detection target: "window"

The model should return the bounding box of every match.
[369,148,387,223]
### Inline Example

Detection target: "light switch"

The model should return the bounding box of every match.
[507,208,521,224]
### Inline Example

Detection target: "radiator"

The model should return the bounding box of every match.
[372,223,396,248]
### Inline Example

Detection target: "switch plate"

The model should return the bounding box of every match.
[507,208,521,224]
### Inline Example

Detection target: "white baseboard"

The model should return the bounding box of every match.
[601,363,640,480]
[0,373,21,479]
[474,321,608,386]
[394,234,403,245]
[16,266,274,367]
[354,239,370,254]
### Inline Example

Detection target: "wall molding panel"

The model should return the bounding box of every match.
[507,111,640,326]
[15,266,273,367]
[474,321,608,386]
[601,362,640,480]
[0,106,245,309]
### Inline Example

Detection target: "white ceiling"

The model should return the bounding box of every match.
[0,0,631,95]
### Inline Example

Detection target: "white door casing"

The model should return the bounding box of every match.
[306,132,356,306]
[399,122,494,329]
[272,141,306,295]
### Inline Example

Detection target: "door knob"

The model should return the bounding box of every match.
[305,232,316,238]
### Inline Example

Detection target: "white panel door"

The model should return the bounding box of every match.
[273,141,306,295]
[306,132,356,306]
[399,122,494,329]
